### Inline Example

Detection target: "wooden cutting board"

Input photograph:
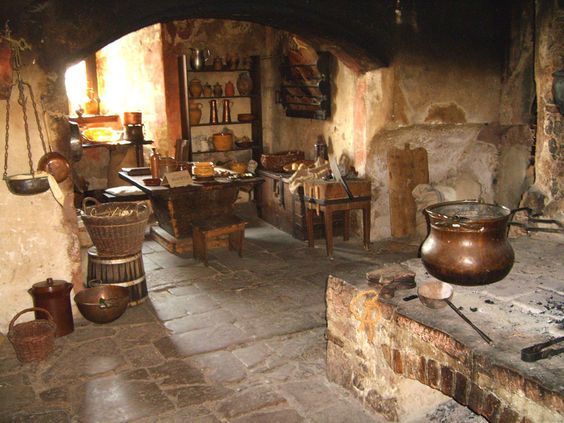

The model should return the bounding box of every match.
[387,143,429,238]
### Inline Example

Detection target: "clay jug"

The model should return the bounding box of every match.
[213,82,223,97]
[189,102,203,125]
[203,83,213,97]
[236,72,253,96]
[189,78,203,97]
[225,81,235,97]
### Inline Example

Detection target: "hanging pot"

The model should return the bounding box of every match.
[5,172,50,195]
[420,200,515,286]
[3,37,51,195]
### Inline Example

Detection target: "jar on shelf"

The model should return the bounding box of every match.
[225,81,235,97]
[189,78,203,97]
[203,83,212,97]
[213,82,223,97]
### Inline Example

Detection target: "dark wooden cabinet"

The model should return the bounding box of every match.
[258,170,343,240]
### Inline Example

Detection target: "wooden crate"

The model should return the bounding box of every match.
[303,179,371,202]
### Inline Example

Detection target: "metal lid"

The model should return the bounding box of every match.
[31,277,71,293]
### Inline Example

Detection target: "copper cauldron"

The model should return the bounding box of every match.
[420,200,515,286]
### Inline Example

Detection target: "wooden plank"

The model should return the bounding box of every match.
[387,143,429,238]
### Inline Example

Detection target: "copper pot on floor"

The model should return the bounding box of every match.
[420,200,515,286]
[28,278,74,337]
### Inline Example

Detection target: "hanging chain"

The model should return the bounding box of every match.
[2,22,40,177]
[3,91,11,179]
[25,82,48,155]
[15,69,35,175]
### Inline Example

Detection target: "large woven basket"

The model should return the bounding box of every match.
[260,150,305,172]
[8,307,56,363]
[81,198,149,258]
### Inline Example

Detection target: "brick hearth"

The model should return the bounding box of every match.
[326,237,563,422]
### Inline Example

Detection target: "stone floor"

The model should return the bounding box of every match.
[0,211,481,422]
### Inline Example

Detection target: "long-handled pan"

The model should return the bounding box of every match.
[418,281,493,345]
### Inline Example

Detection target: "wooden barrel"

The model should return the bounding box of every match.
[87,248,148,306]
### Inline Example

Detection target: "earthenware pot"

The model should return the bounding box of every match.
[189,78,203,97]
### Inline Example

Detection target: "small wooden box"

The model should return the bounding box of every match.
[303,179,371,202]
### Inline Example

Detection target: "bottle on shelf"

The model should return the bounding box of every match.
[203,83,212,97]
[213,82,223,97]
[150,148,161,179]
[222,99,233,123]
[209,100,219,124]
[83,88,99,115]
[225,81,235,97]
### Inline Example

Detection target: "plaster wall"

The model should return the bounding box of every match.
[97,24,168,152]
[0,63,78,334]
[363,39,507,239]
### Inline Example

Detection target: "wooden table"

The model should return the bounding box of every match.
[119,171,263,255]
[303,179,371,257]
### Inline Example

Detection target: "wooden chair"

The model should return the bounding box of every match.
[192,215,246,266]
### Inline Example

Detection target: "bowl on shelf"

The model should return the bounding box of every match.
[237,113,255,122]
[212,132,233,151]
[235,138,253,149]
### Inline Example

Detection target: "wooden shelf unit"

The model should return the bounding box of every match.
[178,55,263,163]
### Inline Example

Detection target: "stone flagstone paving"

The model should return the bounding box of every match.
[0,211,482,422]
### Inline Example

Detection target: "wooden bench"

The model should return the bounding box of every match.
[192,216,246,266]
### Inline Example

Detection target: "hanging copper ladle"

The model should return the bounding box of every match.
[417,280,494,345]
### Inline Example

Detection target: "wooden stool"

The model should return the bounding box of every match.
[192,215,246,266]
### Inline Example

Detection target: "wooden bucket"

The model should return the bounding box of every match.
[87,248,148,306]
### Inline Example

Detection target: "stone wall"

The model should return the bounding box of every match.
[532,0,563,219]
[0,59,80,334]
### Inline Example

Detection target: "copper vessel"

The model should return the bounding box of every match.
[420,201,515,286]
[28,278,74,337]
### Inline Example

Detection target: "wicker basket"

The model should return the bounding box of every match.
[81,197,150,258]
[260,150,305,172]
[8,307,56,363]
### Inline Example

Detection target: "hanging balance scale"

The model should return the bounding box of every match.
[2,26,67,195]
